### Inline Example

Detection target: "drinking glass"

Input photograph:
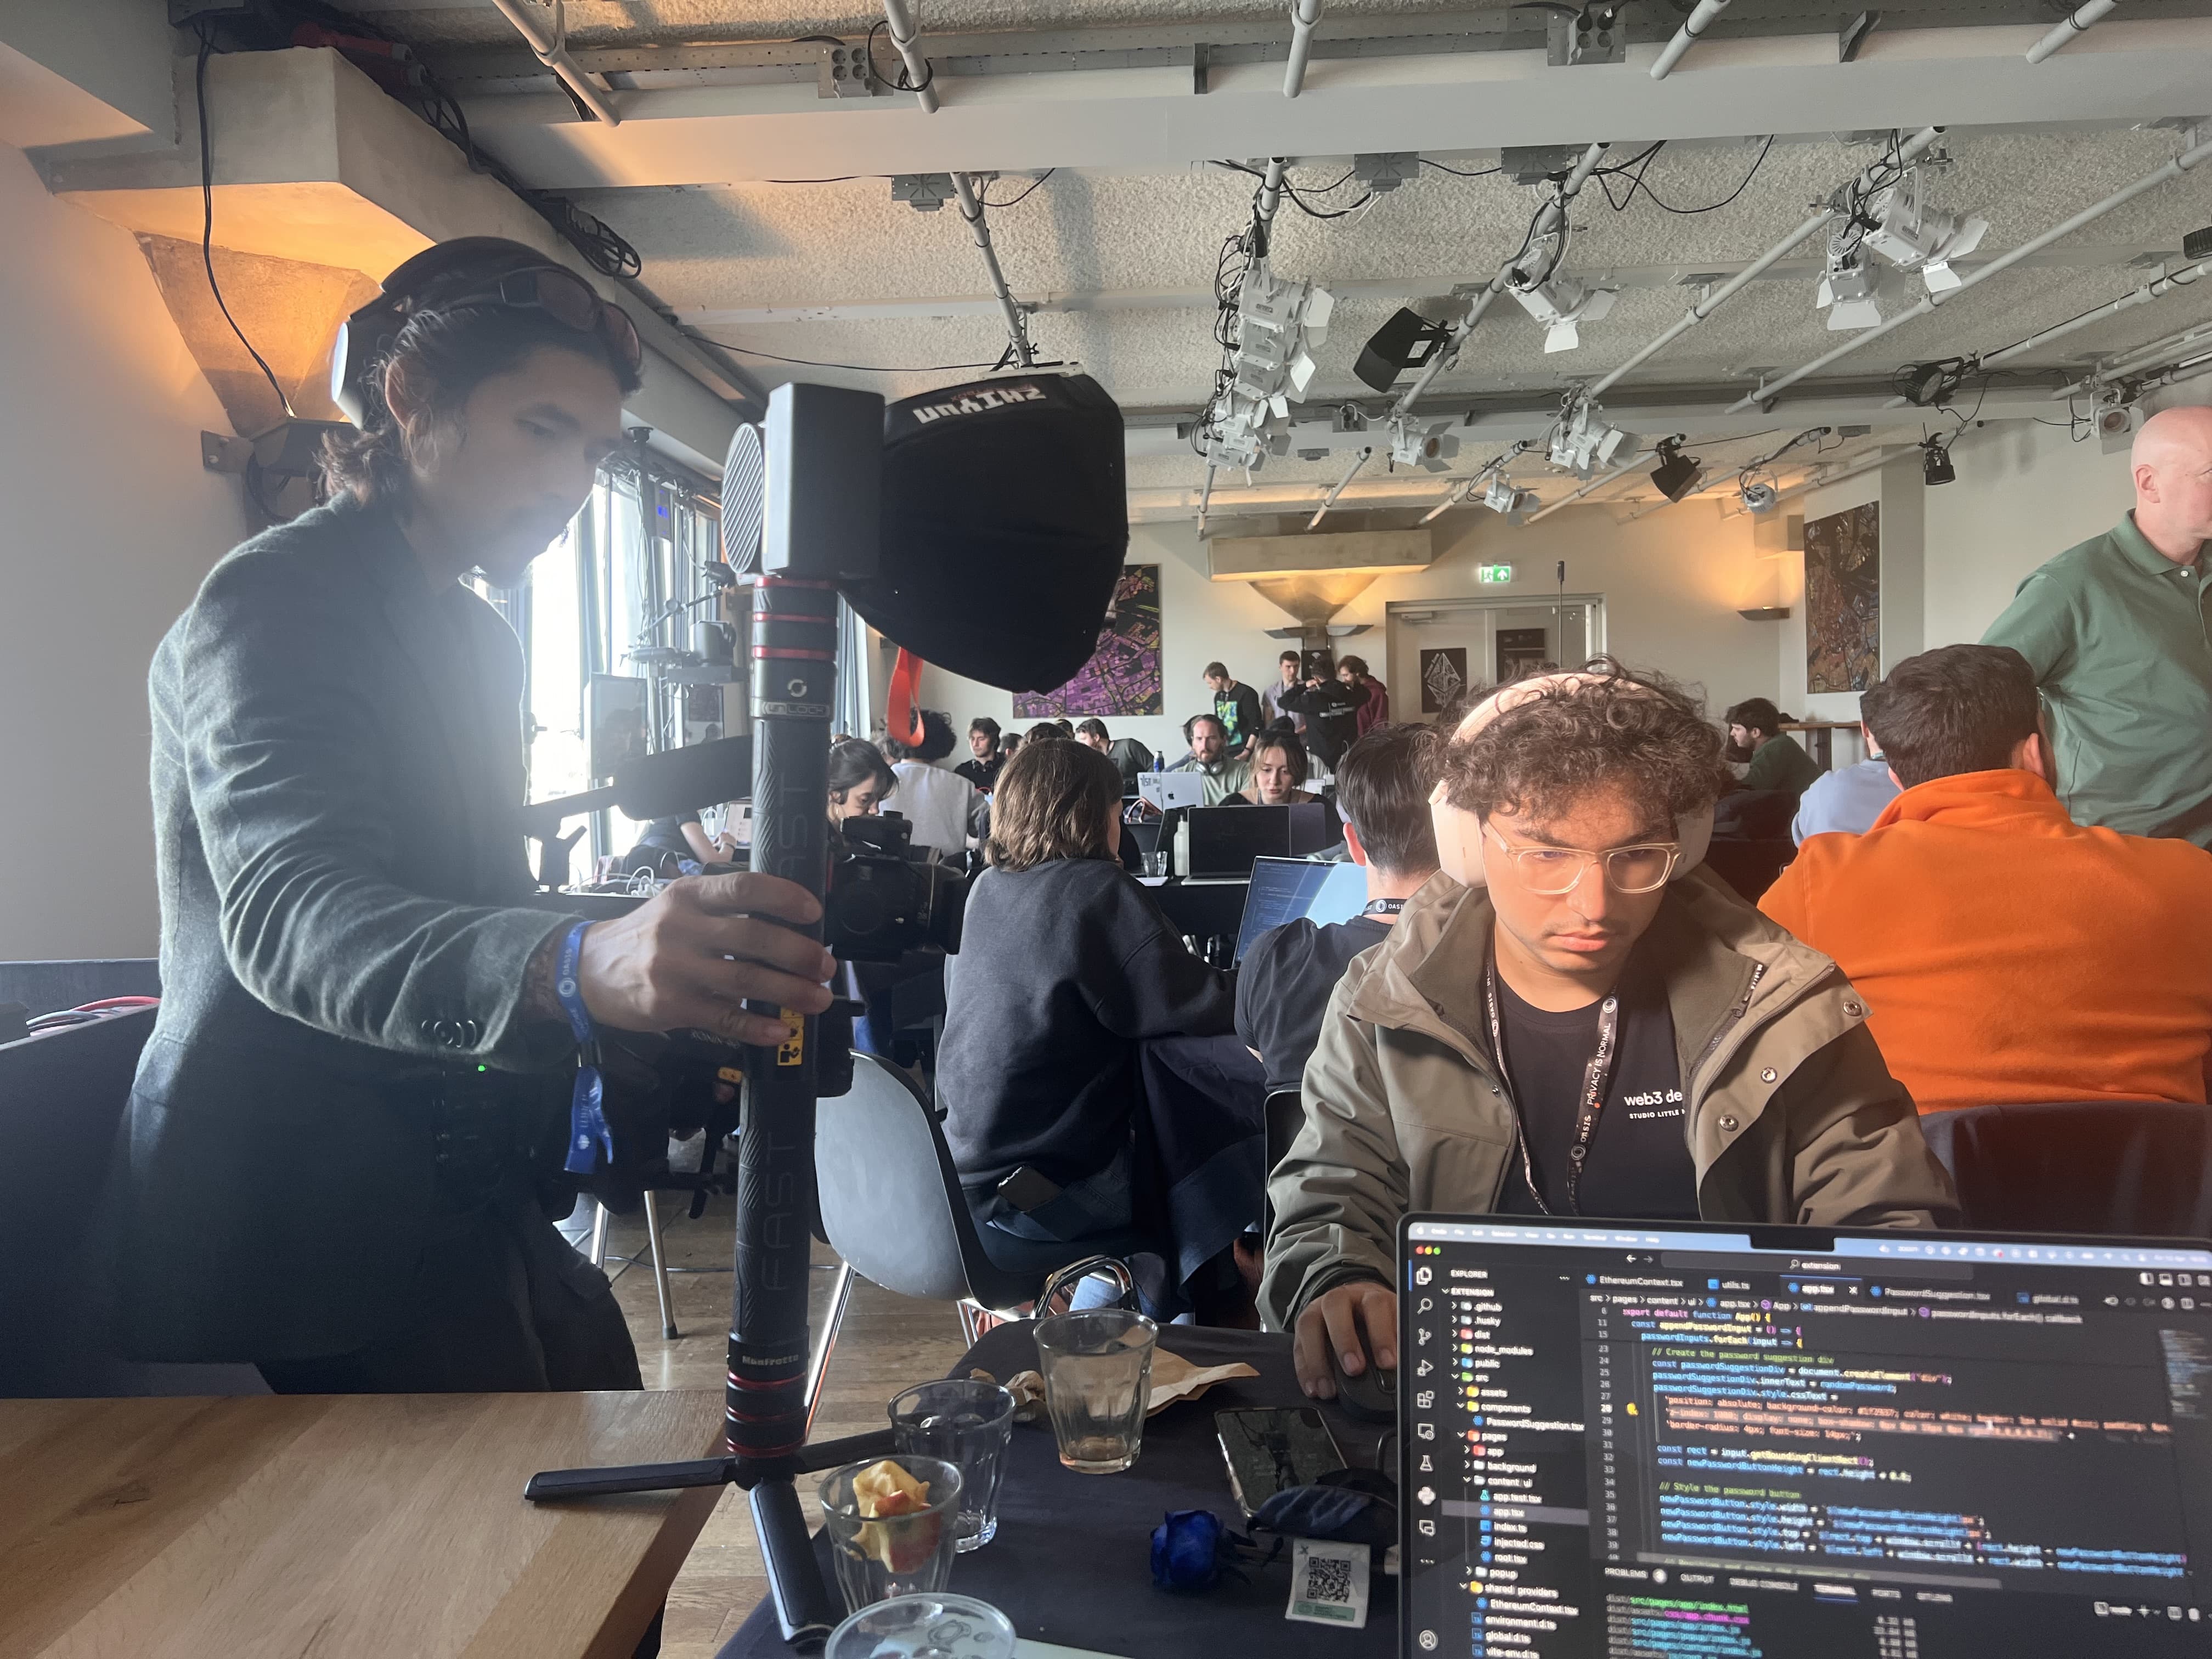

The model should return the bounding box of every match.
[826,1594,1017,1659]
[818,1457,964,1613]
[1032,1308,1158,1474]
[889,1380,1017,1551]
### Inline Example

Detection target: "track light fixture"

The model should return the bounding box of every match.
[1818,168,1986,330]
[1203,262,1337,473]
[1649,436,1703,503]
[1817,241,1887,331]
[1387,414,1460,473]
[1510,273,1618,354]
[1922,434,1957,486]
[1547,394,1632,477]
[1739,478,1780,515]
[1355,307,1455,393]
[1483,473,1540,522]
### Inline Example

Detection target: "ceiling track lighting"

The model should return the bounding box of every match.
[1506,227,1617,354]
[1649,436,1705,503]
[1739,477,1780,515]
[1922,434,1957,486]
[1355,307,1457,394]
[1816,168,1986,332]
[1202,258,1338,474]
[1386,414,1460,473]
[1547,394,1632,477]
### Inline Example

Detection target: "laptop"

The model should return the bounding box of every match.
[1232,856,1369,964]
[1396,1214,2212,1656]
[1137,771,1205,812]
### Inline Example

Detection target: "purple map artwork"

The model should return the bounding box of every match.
[1013,563,1163,718]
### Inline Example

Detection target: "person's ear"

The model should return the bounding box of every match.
[382,356,426,439]
[1344,821,1372,867]
[2011,731,2056,785]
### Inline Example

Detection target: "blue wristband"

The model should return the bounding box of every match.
[556,921,613,1175]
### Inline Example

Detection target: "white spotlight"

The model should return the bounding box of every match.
[1511,275,1618,353]
[1482,473,1539,522]
[1548,397,1632,477]
[1203,261,1338,473]
[1816,244,1887,332]
[1862,171,1988,293]
[1387,415,1461,473]
[1740,478,1779,515]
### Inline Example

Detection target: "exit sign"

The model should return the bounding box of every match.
[1477,563,1515,585]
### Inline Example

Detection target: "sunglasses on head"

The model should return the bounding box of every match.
[432,266,643,376]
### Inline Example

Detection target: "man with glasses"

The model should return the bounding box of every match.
[1260,665,1956,1401]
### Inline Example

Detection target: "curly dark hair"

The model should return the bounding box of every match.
[1437,659,1729,825]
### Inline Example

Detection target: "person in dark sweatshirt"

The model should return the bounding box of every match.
[940,736,1236,1277]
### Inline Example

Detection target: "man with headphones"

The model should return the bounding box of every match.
[1258,664,1957,1401]
[110,240,836,1393]
[1165,710,1253,805]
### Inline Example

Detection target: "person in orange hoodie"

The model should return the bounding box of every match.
[1760,642,2212,1113]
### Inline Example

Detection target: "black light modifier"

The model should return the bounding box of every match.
[1354,307,1454,393]
[1649,437,1703,503]
[1922,437,1957,486]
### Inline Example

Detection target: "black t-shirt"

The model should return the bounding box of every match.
[1492,950,1698,1220]
[633,807,703,856]
[955,756,1002,792]
[1235,915,1394,1094]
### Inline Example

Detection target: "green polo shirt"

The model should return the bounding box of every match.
[1982,511,2212,845]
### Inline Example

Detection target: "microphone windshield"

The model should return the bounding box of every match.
[612,736,754,820]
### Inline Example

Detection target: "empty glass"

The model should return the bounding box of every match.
[889,1380,1017,1551]
[1032,1308,1158,1475]
[826,1594,1018,1659]
[818,1457,964,1613]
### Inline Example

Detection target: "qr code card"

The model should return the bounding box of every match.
[1286,1536,1371,1629]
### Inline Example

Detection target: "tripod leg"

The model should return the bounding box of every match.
[753,1475,840,1646]
[644,1189,678,1340]
[805,1260,855,1435]
[589,1199,611,1271]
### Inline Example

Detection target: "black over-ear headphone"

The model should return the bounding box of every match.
[329,237,566,425]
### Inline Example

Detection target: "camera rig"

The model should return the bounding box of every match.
[522,373,1126,1649]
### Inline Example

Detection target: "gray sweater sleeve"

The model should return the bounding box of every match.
[167,550,572,1069]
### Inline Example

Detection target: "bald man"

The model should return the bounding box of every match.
[1982,405,2212,845]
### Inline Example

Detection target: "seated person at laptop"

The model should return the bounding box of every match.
[941,739,1236,1279]
[1075,716,1154,792]
[1262,664,1956,1400]
[623,805,735,874]
[1761,643,2212,1113]
[827,737,895,826]
[1166,712,1253,805]
[1725,697,1823,797]
[1792,723,1900,843]
[1238,724,1440,1094]
[1226,732,1321,806]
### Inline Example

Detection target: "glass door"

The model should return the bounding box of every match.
[1385,595,1605,721]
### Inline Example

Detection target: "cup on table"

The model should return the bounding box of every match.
[1032,1308,1159,1475]
[826,1593,1017,1659]
[889,1380,1017,1551]
[818,1456,964,1613]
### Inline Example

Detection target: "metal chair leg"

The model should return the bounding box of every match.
[806,1260,857,1435]
[643,1189,678,1340]
[589,1199,611,1271]
[1037,1254,1135,1317]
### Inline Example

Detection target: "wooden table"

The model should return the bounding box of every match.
[1,1390,725,1659]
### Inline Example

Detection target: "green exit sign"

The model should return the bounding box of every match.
[1477,563,1515,585]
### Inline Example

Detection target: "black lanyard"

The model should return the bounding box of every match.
[1483,952,1621,1216]
[1362,898,1407,917]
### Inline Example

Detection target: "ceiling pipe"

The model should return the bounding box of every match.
[1728,130,2212,414]
[1587,128,1943,401]
[1521,448,1657,523]
[2055,318,2212,397]
[1881,256,2212,410]
[1388,141,1609,421]
[876,1,1036,366]
[1284,0,1325,97]
[489,0,619,124]
[1308,445,1373,529]
[1650,0,1732,80]
[2026,0,2119,64]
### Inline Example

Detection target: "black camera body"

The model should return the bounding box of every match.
[826,814,967,963]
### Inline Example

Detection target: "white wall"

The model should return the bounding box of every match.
[1922,416,2134,648]
[0,141,249,957]
[918,497,1780,758]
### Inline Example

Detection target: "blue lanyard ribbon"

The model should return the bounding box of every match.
[556,921,613,1175]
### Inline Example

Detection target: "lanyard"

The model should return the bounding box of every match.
[555,921,614,1175]
[1362,898,1407,917]
[1483,952,1621,1216]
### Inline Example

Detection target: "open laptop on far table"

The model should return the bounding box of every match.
[1398,1215,2212,1657]
[1233,856,1369,964]
[1138,772,1206,812]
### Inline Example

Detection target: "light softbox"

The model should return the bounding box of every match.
[838,374,1128,693]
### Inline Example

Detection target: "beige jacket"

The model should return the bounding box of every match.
[1260,866,1959,1330]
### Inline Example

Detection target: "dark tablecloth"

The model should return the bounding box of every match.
[715,1325,1397,1658]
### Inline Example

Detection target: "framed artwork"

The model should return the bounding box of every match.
[1013,563,1163,718]
[1420,647,1468,714]
[1804,502,1882,693]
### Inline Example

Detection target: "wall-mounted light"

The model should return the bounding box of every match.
[1737,606,1792,621]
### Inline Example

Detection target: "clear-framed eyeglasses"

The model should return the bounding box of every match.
[1481,821,1680,895]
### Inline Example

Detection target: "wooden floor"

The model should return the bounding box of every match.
[574,1191,970,1659]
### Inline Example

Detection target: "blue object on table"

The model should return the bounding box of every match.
[1152,1509,1227,1591]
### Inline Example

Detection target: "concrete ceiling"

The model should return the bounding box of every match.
[330,1,2212,513]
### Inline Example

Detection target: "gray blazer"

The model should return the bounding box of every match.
[114,494,579,1363]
